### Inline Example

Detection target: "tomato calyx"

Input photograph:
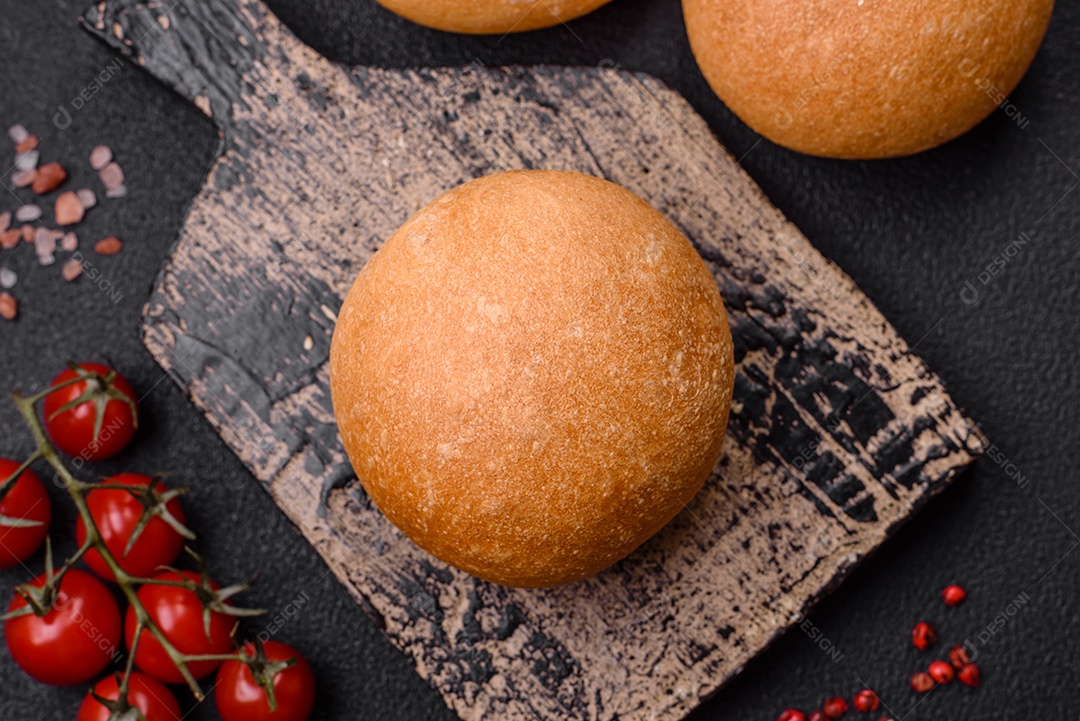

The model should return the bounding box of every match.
[87,686,147,721]
[162,550,265,637]
[0,515,45,529]
[0,455,46,529]
[117,478,195,558]
[238,638,297,712]
[46,362,139,453]
[2,537,66,619]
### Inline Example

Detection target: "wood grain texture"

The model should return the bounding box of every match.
[82,1,987,719]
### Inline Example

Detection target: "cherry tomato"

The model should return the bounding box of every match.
[78,672,182,721]
[4,568,122,685]
[125,570,237,683]
[43,362,138,461]
[215,641,316,721]
[76,473,187,581]
[0,458,51,568]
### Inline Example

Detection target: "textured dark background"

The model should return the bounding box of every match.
[0,0,1077,719]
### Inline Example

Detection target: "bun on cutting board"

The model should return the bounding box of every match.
[682,0,1054,158]
[330,170,734,587]
[376,0,612,34]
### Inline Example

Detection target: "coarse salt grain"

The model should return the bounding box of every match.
[94,236,123,255]
[0,230,21,249]
[12,168,37,188]
[89,145,113,170]
[14,150,39,171]
[14,135,38,154]
[15,204,42,223]
[32,162,67,194]
[7,125,29,144]
[55,192,85,226]
[105,184,128,199]
[61,232,79,252]
[62,258,83,281]
[77,188,98,209]
[0,267,16,289]
[0,212,9,233]
[35,227,59,259]
[99,162,124,189]
[0,292,16,320]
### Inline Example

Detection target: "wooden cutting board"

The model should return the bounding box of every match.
[82,1,987,719]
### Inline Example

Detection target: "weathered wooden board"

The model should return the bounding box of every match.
[82,1,987,719]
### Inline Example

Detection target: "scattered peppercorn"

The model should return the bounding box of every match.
[942,585,967,607]
[777,710,806,721]
[852,689,880,712]
[957,663,981,688]
[948,645,971,669]
[928,660,955,684]
[809,711,827,721]
[822,697,848,718]
[911,621,938,651]
[910,671,934,693]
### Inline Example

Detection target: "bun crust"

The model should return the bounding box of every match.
[375,0,612,34]
[330,170,734,587]
[683,0,1054,158]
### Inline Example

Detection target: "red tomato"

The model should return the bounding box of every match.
[0,458,51,568]
[125,570,237,683]
[42,362,138,461]
[76,473,187,581]
[4,568,122,685]
[78,672,182,721]
[215,641,316,721]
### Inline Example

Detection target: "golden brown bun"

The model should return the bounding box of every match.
[330,170,734,587]
[375,0,612,34]
[683,0,1054,158]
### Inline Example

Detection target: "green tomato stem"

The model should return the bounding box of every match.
[10,390,212,702]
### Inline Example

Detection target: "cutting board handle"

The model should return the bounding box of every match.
[81,0,287,145]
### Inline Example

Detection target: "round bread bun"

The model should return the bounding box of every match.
[376,0,612,34]
[330,170,734,587]
[682,0,1054,158]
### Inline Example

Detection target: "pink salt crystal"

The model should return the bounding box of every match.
[62,258,83,281]
[34,226,58,250]
[12,168,37,188]
[89,145,113,170]
[15,204,42,223]
[55,192,85,226]
[99,162,124,189]
[0,292,16,320]
[34,227,58,265]
[0,230,21,249]
[7,125,29,144]
[61,232,78,252]
[14,149,38,171]
[77,188,97,209]
[0,211,9,233]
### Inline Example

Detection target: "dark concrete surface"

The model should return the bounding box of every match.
[0,0,1077,718]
